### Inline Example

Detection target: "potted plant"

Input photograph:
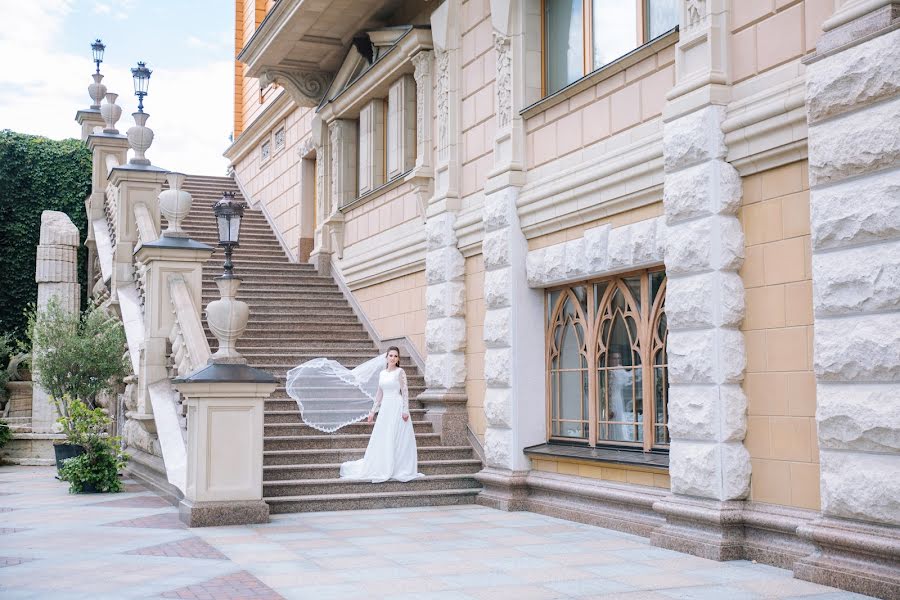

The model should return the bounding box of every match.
[26,299,128,471]
[57,397,128,493]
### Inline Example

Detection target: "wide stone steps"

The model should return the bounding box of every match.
[176,173,481,514]
[266,488,480,513]
[265,432,442,451]
[263,446,476,466]
[264,459,482,480]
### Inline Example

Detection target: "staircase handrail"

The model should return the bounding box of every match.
[133,201,158,250]
[167,273,211,377]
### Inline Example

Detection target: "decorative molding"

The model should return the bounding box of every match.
[494,32,512,129]
[686,0,706,30]
[411,50,434,170]
[296,135,315,159]
[223,91,293,164]
[259,68,332,108]
[436,49,450,163]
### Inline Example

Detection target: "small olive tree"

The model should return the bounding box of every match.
[27,298,128,423]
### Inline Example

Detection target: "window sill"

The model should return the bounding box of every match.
[521,28,679,121]
[524,442,669,472]
[339,168,414,212]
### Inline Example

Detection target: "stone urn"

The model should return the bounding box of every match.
[100,92,122,134]
[206,278,249,363]
[127,112,154,165]
[158,173,193,236]
[88,73,106,109]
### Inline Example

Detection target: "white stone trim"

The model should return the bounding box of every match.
[358,99,385,195]
[387,74,416,180]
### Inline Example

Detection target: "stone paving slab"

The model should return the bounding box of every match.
[0,465,878,600]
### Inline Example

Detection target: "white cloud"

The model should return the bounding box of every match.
[0,0,232,175]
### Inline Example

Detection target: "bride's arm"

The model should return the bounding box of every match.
[369,384,383,419]
[400,369,410,420]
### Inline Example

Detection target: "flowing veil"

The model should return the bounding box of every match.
[285,353,386,433]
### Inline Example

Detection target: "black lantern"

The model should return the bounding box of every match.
[131,61,152,112]
[91,39,105,73]
[212,191,244,279]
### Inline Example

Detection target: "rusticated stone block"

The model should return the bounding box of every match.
[484,268,512,309]
[664,216,744,276]
[667,384,748,442]
[807,28,900,124]
[584,224,611,274]
[484,347,512,387]
[820,450,900,526]
[425,212,458,250]
[668,328,745,385]
[664,160,742,224]
[811,169,900,250]
[425,352,467,390]
[482,228,511,270]
[663,106,727,172]
[484,426,512,468]
[818,383,900,453]
[666,272,744,329]
[425,317,467,353]
[808,95,900,187]
[425,281,466,319]
[815,313,900,381]
[813,240,900,316]
[484,187,516,232]
[607,217,664,271]
[669,440,751,500]
[484,387,512,427]
[425,246,465,285]
[483,307,512,348]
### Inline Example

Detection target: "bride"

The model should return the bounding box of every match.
[285,346,423,483]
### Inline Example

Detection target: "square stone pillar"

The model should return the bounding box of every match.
[796,2,900,596]
[174,363,276,527]
[85,133,129,294]
[75,109,105,142]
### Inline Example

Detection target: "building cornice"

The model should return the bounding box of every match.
[223,91,294,165]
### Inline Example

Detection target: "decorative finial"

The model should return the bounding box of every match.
[100,92,122,134]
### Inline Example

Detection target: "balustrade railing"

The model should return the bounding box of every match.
[167,273,211,435]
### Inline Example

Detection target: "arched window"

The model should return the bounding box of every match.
[545,269,667,451]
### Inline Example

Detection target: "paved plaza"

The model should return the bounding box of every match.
[0,466,875,600]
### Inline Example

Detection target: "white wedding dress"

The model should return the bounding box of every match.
[339,368,423,483]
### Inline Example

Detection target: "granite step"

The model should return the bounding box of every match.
[264,408,427,423]
[264,459,482,480]
[263,445,475,465]
[264,421,434,437]
[263,473,482,497]
[264,432,442,451]
[266,488,479,513]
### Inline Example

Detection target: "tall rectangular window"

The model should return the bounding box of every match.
[543,0,678,95]
[546,269,668,451]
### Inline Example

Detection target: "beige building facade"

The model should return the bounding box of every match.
[224,0,900,596]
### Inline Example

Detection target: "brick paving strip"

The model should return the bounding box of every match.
[88,494,173,508]
[161,570,285,600]
[103,512,188,529]
[126,536,230,560]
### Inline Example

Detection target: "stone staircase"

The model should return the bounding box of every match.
[176,174,481,513]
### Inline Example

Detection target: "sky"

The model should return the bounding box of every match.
[0,0,235,175]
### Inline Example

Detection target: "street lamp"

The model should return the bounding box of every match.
[91,39,105,73]
[131,61,152,112]
[212,191,244,279]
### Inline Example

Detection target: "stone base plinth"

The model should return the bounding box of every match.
[179,499,269,527]
[1,432,66,465]
[795,517,900,600]
[417,388,468,446]
[475,467,530,511]
[650,496,746,561]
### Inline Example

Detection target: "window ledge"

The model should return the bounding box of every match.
[339,168,413,213]
[521,28,679,121]
[524,443,669,472]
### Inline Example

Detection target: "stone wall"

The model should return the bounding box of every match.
[352,271,427,358]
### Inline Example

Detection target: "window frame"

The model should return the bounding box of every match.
[544,267,668,452]
[260,135,272,163]
[541,0,674,97]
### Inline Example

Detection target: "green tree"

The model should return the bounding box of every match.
[0,130,91,341]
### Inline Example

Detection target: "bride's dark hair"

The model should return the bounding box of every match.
[386,346,401,368]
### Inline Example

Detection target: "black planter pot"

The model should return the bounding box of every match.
[53,443,85,473]
[78,481,101,494]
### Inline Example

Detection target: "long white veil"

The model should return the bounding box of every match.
[285,353,386,433]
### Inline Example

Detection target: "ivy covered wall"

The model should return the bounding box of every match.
[0,130,91,341]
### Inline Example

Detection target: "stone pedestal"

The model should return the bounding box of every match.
[32,211,81,434]
[417,389,468,446]
[75,109,105,142]
[174,363,276,527]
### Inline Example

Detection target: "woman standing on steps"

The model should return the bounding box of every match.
[339,347,423,483]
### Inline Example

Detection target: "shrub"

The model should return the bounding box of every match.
[56,398,127,493]
[0,420,10,448]
[0,130,91,341]
[27,298,127,418]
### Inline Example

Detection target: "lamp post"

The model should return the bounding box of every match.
[212,191,244,279]
[91,39,105,74]
[131,61,151,113]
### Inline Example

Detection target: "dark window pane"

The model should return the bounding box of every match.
[647,0,678,39]
[545,0,584,94]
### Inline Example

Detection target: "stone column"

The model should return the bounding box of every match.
[794,2,900,595]
[476,1,547,509]
[32,211,81,433]
[309,116,332,273]
[650,0,751,561]
[85,131,129,298]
